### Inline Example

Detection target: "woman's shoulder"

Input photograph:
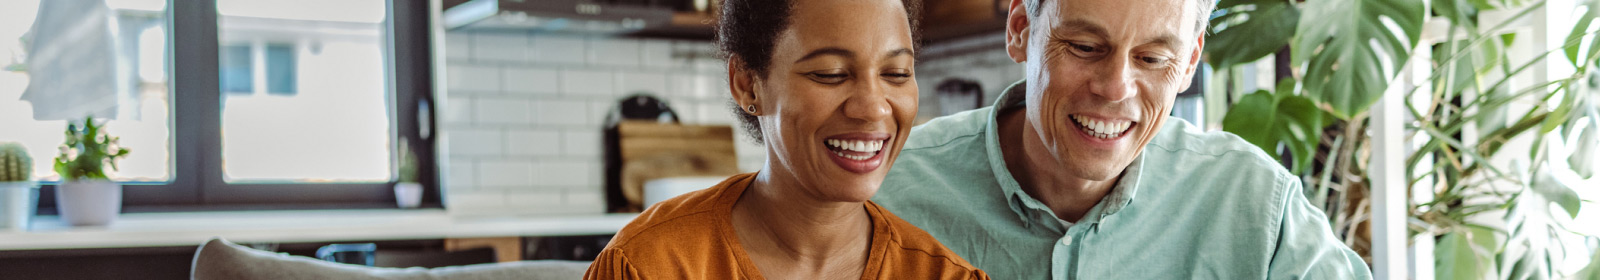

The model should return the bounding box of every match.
[865,201,989,279]
[607,173,753,250]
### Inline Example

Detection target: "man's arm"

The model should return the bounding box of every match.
[1266,177,1374,279]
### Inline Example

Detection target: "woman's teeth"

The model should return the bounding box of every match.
[1071,115,1132,139]
[826,139,883,160]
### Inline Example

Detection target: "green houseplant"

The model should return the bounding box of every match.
[0,142,38,231]
[1207,0,1600,278]
[394,139,422,209]
[54,115,130,226]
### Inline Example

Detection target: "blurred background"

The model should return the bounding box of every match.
[0,0,1595,279]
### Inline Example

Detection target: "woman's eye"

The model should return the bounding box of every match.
[881,71,912,83]
[808,72,848,84]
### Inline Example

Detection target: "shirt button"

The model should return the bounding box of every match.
[1061,236,1073,246]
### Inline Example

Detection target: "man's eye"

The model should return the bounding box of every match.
[1140,56,1169,65]
[1069,43,1097,53]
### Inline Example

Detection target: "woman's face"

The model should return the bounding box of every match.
[737,0,918,203]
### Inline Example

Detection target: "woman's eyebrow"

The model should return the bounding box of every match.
[795,47,855,63]
[884,48,913,59]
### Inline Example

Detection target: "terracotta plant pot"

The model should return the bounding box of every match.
[56,180,121,226]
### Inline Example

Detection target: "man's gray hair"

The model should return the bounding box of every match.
[1023,0,1216,34]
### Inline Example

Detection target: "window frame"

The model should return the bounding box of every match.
[35,0,441,212]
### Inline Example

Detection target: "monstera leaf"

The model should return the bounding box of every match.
[1222,80,1333,174]
[1291,0,1427,119]
[1206,0,1300,69]
[1435,227,1502,280]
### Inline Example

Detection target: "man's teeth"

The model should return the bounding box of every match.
[1071,115,1132,139]
[826,139,883,160]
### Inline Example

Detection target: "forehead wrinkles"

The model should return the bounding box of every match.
[1042,0,1194,45]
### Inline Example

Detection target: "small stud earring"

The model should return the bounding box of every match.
[745,104,758,114]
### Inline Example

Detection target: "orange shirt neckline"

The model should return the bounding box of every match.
[709,173,895,280]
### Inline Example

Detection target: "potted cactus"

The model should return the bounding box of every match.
[0,142,37,231]
[394,139,422,209]
[54,116,129,226]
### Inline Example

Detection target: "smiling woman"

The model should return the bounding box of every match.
[583,0,988,279]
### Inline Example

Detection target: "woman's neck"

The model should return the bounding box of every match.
[731,169,873,279]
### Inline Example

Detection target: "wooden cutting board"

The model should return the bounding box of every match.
[611,121,741,212]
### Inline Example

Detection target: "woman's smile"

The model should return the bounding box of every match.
[823,132,893,173]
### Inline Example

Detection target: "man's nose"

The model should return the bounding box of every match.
[1089,56,1137,102]
[843,77,893,122]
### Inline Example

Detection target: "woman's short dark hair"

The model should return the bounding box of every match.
[718,0,922,143]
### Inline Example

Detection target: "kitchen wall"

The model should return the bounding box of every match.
[438,30,1020,216]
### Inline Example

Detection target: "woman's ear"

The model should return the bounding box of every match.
[1004,0,1031,63]
[728,56,761,115]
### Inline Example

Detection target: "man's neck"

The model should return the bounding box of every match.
[997,108,1120,223]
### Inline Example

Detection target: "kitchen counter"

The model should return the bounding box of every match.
[0,209,637,251]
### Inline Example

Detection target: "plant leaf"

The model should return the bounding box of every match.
[1435,229,1497,280]
[1530,168,1582,218]
[1291,0,1427,119]
[1206,0,1300,69]
[1221,80,1330,174]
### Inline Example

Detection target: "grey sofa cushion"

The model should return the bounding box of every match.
[191,238,589,280]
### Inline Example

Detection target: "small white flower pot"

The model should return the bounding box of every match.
[56,180,121,226]
[0,181,39,231]
[394,182,423,209]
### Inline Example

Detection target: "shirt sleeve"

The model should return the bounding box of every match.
[584,248,642,280]
[1266,175,1374,279]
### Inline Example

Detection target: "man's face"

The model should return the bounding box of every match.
[1005,0,1204,180]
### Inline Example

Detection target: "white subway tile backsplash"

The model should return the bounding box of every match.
[445,159,476,189]
[502,67,561,95]
[442,31,787,215]
[446,192,508,210]
[448,129,504,156]
[564,189,606,209]
[442,96,473,125]
[561,129,601,157]
[474,98,533,125]
[531,36,587,65]
[447,65,501,92]
[531,161,593,187]
[479,160,536,187]
[589,38,641,67]
[639,40,676,68]
[444,32,471,62]
[615,71,669,97]
[533,99,590,126]
[506,130,562,156]
[473,33,530,62]
[560,69,616,96]
[505,190,565,209]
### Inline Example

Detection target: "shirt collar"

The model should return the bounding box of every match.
[983,80,1145,230]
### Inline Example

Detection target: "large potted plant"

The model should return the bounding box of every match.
[53,116,129,226]
[1207,0,1600,277]
[0,142,37,231]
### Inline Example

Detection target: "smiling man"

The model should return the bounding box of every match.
[870,0,1372,278]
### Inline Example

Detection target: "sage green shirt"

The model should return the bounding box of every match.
[872,81,1371,279]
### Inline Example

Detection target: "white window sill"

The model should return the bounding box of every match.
[0,209,637,251]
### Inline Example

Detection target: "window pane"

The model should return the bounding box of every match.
[0,0,171,182]
[220,44,253,94]
[217,0,392,182]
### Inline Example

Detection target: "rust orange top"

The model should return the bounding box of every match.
[584,173,989,280]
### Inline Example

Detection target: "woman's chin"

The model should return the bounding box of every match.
[809,175,884,203]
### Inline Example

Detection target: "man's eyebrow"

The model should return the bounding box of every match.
[1053,19,1109,39]
[1144,34,1183,49]
[795,47,854,63]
